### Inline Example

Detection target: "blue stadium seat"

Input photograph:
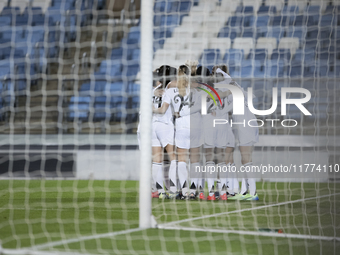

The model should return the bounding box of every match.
[179,1,192,13]
[248,49,268,62]
[256,15,270,27]
[70,96,91,104]
[267,27,285,42]
[258,5,276,14]
[241,28,254,38]
[111,48,123,59]
[128,27,140,40]
[154,1,166,12]
[235,6,254,13]
[287,60,302,77]
[318,60,332,77]
[281,5,299,14]
[227,16,243,27]
[129,49,140,61]
[318,51,335,60]
[243,16,255,27]
[24,7,43,15]
[0,16,11,26]
[128,83,140,94]
[217,27,239,40]
[289,15,313,26]
[272,15,288,26]
[294,49,315,61]
[256,27,268,38]
[286,27,307,42]
[96,61,121,79]
[223,49,244,62]
[303,63,316,77]
[15,15,29,26]
[122,64,140,80]
[160,14,180,26]
[200,49,221,66]
[320,15,336,27]
[0,64,10,79]
[240,60,254,78]
[225,59,241,77]
[93,104,112,121]
[265,60,284,78]
[325,5,340,14]
[271,49,291,61]
[305,5,320,14]
[68,104,89,120]
[1,6,20,18]
[105,82,126,95]
[166,1,180,13]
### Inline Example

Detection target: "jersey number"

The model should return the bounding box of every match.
[174,92,194,112]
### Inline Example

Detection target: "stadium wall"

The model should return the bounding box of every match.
[0,134,337,182]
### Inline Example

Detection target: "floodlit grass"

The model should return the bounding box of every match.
[0,180,339,254]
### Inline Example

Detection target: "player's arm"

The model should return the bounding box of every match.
[152,102,169,114]
[207,90,231,100]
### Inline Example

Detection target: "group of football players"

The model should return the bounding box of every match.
[137,61,259,201]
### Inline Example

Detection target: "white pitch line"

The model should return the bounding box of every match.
[0,207,137,212]
[29,228,144,250]
[158,192,340,228]
[161,226,340,242]
[0,248,95,255]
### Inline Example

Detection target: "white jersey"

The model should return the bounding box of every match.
[163,86,204,149]
[163,87,203,130]
[228,81,259,146]
[152,87,173,125]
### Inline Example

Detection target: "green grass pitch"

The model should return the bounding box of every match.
[0,180,339,254]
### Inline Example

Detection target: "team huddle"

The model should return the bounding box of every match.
[138,61,259,201]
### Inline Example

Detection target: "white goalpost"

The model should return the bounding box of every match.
[138,0,153,229]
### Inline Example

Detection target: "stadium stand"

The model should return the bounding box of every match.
[0,0,339,133]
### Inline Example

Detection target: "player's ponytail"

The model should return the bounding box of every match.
[177,65,190,97]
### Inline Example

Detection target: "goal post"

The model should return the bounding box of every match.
[139,0,153,229]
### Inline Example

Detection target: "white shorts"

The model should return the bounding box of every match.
[204,115,235,149]
[175,127,203,149]
[152,122,174,147]
[233,127,259,147]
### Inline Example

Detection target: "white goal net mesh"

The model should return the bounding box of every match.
[0,0,339,254]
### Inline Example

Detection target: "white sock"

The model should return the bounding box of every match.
[218,162,228,195]
[153,163,164,193]
[163,162,170,190]
[245,162,256,195]
[169,160,177,193]
[190,162,200,194]
[241,178,248,195]
[178,161,188,194]
[227,163,239,195]
[151,162,160,192]
[206,161,215,196]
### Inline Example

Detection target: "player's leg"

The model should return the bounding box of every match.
[205,147,216,200]
[188,146,201,199]
[239,145,258,200]
[164,143,178,198]
[152,146,167,199]
[177,147,189,199]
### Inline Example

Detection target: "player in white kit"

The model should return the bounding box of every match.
[202,65,237,201]
[137,65,177,199]
[153,65,204,199]
[213,66,259,201]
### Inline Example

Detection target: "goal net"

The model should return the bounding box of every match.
[0,0,339,254]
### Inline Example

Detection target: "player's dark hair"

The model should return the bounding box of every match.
[178,65,190,76]
[156,65,177,87]
[196,66,211,77]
